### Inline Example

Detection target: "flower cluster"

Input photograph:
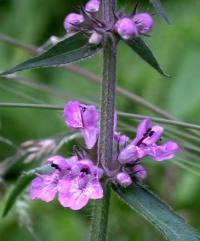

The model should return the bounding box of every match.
[63,0,154,45]
[30,101,180,210]
[64,0,102,45]
[115,12,154,40]
[30,155,103,210]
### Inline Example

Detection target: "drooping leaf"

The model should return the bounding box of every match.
[124,38,168,76]
[149,0,170,23]
[0,33,102,75]
[112,184,200,241]
[2,165,53,217]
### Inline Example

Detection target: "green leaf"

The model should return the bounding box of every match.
[0,33,102,75]
[149,0,170,23]
[112,184,200,241]
[2,165,53,217]
[124,38,169,77]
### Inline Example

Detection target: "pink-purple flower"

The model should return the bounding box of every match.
[115,17,138,40]
[119,118,180,164]
[85,0,100,13]
[58,160,103,210]
[64,101,99,149]
[133,12,154,34]
[116,172,132,187]
[64,13,84,33]
[30,101,180,210]
[30,155,103,210]
[89,31,103,45]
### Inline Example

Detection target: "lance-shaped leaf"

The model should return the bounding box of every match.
[112,184,200,241]
[0,33,102,75]
[124,37,169,77]
[2,165,53,217]
[149,0,170,23]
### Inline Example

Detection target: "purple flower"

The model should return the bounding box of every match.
[30,156,104,210]
[89,31,102,45]
[30,156,79,202]
[114,132,129,146]
[133,12,154,34]
[64,13,84,32]
[85,0,100,13]
[58,160,103,210]
[144,141,180,161]
[64,101,99,149]
[114,113,129,145]
[116,172,132,187]
[133,164,147,180]
[115,18,138,40]
[119,119,180,164]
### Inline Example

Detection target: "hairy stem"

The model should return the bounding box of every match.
[98,35,117,169]
[89,1,117,241]
[89,185,111,241]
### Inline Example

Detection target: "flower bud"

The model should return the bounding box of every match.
[133,12,154,34]
[133,165,147,180]
[116,172,132,187]
[115,17,138,40]
[89,31,102,45]
[85,0,100,13]
[64,13,84,32]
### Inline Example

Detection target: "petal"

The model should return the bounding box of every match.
[58,178,75,207]
[82,127,99,149]
[132,119,152,145]
[113,112,117,131]
[58,178,89,210]
[146,141,180,161]
[114,132,129,145]
[118,144,139,164]
[30,174,58,202]
[47,155,68,171]
[90,180,104,199]
[64,101,83,129]
[142,125,164,145]
[82,105,99,128]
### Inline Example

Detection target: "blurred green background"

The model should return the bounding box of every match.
[0,0,200,240]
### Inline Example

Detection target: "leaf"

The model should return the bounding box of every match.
[0,33,102,75]
[149,0,170,23]
[112,184,200,241]
[2,165,53,217]
[124,38,169,76]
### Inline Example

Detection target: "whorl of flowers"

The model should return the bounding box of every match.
[63,0,154,45]
[30,100,180,210]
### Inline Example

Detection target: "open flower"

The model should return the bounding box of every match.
[30,155,79,202]
[119,119,180,164]
[30,156,103,210]
[58,160,103,210]
[64,101,99,149]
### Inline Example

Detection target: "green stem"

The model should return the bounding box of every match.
[89,185,111,241]
[89,1,116,241]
